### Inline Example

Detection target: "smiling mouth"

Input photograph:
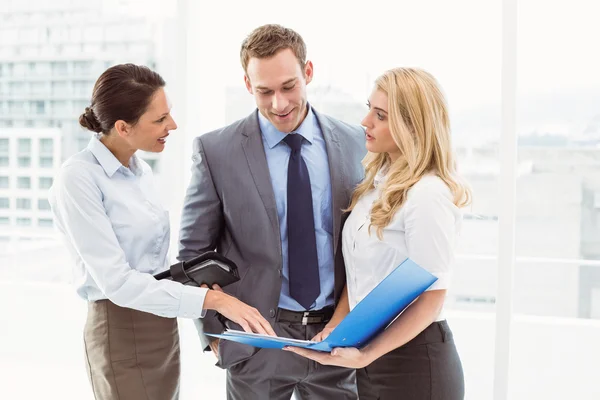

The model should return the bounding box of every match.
[273,109,293,118]
[158,134,169,143]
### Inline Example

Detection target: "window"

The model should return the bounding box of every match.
[51,81,69,96]
[39,156,53,168]
[0,139,8,168]
[51,61,68,76]
[0,176,8,188]
[16,198,31,210]
[39,177,53,189]
[73,80,93,96]
[31,101,45,115]
[0,198,9,208]
[72,61,92,75]
[8,82,25,95]
[0,217,8,225]
[18,157,31,168]
[16,217,31,226]
[2,3,598,399]
[17,138,31,154]
[39,138,54,154]
[30,82,48,95]
[17,177,31,189]
[51,100,69,114]
[38,198,50,210]
[38,218,53,228]
[35,62,51,75]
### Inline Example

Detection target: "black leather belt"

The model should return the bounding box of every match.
[276,306,334,325]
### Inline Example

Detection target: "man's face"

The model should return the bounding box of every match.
[244,48,313,133]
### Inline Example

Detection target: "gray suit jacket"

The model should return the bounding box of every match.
[178,108,366,369]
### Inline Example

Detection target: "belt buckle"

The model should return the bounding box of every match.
[302,311,310,325]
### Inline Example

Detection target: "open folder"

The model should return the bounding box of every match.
[208,258,437,352]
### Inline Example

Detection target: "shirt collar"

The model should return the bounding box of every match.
[87,134,143,178]
[374,165,390,189]
[258,104,316,149]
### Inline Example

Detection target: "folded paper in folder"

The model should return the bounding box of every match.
[208,258,437,352]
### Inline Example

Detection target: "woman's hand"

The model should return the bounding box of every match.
[311,325,336,342]
[283,346,373,369]
[203,284,276,337]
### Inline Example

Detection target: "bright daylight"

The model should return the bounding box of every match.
[1,0,599,399]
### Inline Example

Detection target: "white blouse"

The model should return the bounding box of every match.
[341,171,462,321]
[49,135,207,319]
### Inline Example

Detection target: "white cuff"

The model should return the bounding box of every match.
[178,285,208,319]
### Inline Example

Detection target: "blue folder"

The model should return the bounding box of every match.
[208,258,438,352]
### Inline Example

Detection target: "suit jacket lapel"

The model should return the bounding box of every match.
[314,110,345,257]
[240,111,280,241]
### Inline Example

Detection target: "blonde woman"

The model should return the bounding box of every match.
[285,68,470,399]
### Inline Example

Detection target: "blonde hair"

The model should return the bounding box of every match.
[347,68,471,239]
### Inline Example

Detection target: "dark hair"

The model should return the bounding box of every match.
[79,63,166,134]
[240,24,307,74]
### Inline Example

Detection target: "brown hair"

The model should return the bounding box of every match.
[79,63,165,134]
[240,24,307,74]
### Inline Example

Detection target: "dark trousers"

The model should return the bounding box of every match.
[226,320,358,400]
[357,320,464,400]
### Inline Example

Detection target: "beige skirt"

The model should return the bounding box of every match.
[83,300,180,400]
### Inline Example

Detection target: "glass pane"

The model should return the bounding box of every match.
[17,177,31,189]
[39,156,53,168]
[38,218,53,227]
[17,138,31,153]
[40,139,54,154]
[16,198,31,209]
[516,0,600,320]
[37,198,50,210]
[512,1,600,399]
[39,177,53,189]
[0,176,8,188]
[18,157,31,167]
[16,217,31,226]
[31,101,45,115]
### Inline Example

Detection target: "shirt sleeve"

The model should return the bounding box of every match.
[403,181,458,291]
[52,163,209,318]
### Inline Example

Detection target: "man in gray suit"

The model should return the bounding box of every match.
[178,24,366,400]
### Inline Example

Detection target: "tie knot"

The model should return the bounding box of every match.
[283,133,304,152]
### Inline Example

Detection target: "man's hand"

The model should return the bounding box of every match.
[209,339,220,358]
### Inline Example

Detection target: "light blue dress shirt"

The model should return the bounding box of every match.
[49,135,207,319]
[258,106,335,311]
